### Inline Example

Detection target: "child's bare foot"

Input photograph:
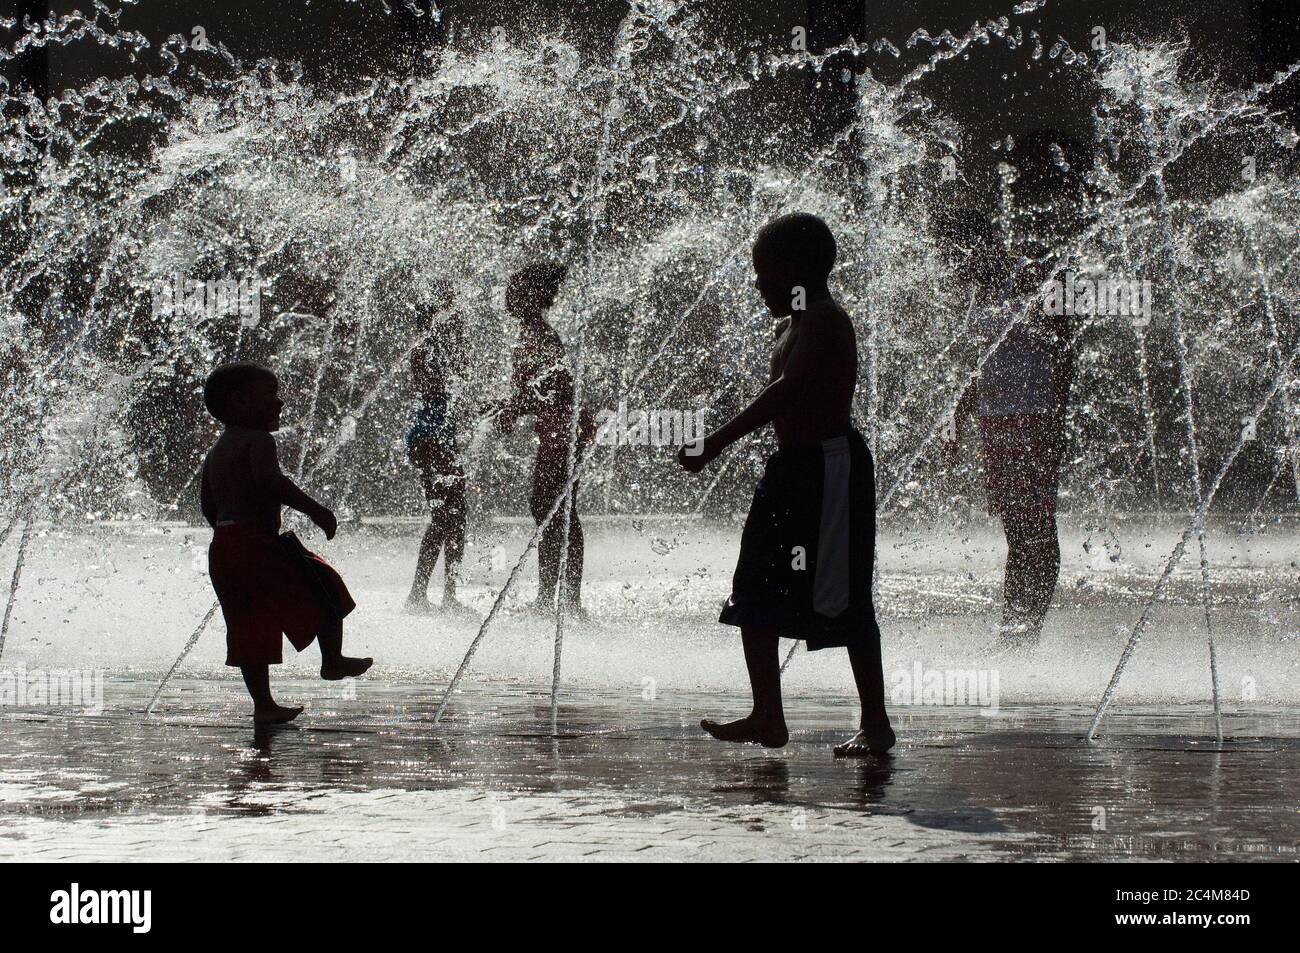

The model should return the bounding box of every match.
[562,603,590,624]
[441,597,478,618]
[405,594,435,615]
[833,726,896,757]
[320,656,373,680]
[524,597,555,616]
[700,715,789,748]
[253,703,303,725]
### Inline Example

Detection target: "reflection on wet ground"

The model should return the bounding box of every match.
[1,680,1296,861]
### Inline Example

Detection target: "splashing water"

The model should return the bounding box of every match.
[2,2,1299,718]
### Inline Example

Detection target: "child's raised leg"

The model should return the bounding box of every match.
[701,626,789,748]
[241,664,303,724]
[834,635,895,756]
[317,618,373,681]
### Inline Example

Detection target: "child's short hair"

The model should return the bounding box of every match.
[506,260,567,312]
[203,362,277,423]
[754,213,837,279]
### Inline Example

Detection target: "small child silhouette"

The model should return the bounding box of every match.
[497,262,597,618]
[200,362,372,724]
[405,283,471,615]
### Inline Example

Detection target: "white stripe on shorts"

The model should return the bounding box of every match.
[813,435,851,618]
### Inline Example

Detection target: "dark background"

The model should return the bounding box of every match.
[10,0,1297,179]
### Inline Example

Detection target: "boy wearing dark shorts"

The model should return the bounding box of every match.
[678,213,894,757]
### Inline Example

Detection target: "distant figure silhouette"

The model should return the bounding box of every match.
[200,363,372,724]
[678,213,895,757]
[405,283,471,616]
[942,131,1086,647]
[497,262,596,618]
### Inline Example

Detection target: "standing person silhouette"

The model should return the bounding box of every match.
[497,262,596,619]
[942,130,1087,646]
[405,282,472,616]
[200,363,372,724]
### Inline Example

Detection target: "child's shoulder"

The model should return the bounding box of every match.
[216,425,277,452]
[808,296,850,320]
[808,297,854,339]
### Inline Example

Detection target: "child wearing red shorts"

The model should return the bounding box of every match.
[200,362,372,723]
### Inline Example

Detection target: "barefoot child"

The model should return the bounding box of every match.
[200,362,372,724]
[405,286,471,615]
[677,213,894,756]
[497,261,596,618]
[940,131,1086,648]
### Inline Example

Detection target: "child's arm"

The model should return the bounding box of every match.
[678,316,827,472]
[495,347,530,432]
[248,432,338,539]
[199,461,217,528]
[946,375,978,462]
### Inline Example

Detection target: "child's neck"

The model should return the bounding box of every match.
[799,282,831,306]
[226,419,270,433]
[790,283,831,319]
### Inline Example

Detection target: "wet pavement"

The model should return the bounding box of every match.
[1,680,1297,862]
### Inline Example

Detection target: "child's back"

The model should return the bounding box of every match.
[202,425,284,535]
[768,298,856,447]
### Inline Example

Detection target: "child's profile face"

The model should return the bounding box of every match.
[232,377,284,431]
[752,253,796,318]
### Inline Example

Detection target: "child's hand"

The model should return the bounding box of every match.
[678,437,714,473]
[313,506,338,541]
[943,434,960,467]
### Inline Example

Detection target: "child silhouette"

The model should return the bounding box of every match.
[678,213,894,756]
[200,362,372,724]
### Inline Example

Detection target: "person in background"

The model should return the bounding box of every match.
[497,262,596,619]
[942,129,1087,646]
[405,282,472,615]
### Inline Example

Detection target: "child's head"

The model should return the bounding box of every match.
[752,213,837,318]
[506,260,567,316]
[203,362,283,431]
[415,279,457,333]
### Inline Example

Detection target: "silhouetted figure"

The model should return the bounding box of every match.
[405,285,471,615]
[678,213,894,757]
[497,262,595,618]
[943,131,1085,646]
[200,363,372,724]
